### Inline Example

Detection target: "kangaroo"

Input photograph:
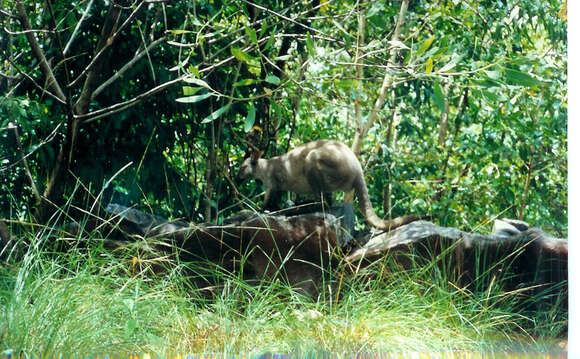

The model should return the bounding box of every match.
[237,140,421,231]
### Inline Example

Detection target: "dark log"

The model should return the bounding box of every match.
[346,219,567,312]
[59,204,567,306]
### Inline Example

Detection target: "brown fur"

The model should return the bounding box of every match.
[238,140,420,231]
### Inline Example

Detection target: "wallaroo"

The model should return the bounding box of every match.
[237,140,421,231]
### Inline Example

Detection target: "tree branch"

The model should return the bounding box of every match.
[77,76,184,123]
[69,1,146,90]
[4,55,67,105]
[8,122,41,202]
[238,0,334,40]
[91,35,167,100]
[14,0,66,102]
[353,0,366,145]
[364,0,408,133]
[0,9,19,20]
[437,82,451,146]
[345,0,408,206]
[63,0,95,56]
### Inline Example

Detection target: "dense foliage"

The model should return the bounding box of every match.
[0,0,567,235]
[0,0,568,355]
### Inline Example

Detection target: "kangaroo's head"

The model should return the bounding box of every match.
[236,150,262,181]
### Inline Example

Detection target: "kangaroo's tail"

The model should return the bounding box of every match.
[353,173,423,231]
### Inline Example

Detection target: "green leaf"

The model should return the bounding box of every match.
[176,92,213,104]
[201,104,230,124]
[471,77,503,88]
[417,36,435,56]
[336,79,358,89]
[264,33,276,50]
[265,74,280,85]
[234,79,258,87]
[438,54,464,73]
[182,86,201,96]
[504,68,545,87]
[260,21,268,36]
[245,25,258,44]
[231,47,254,63]
[475,89,500,102]
[183,77,211,89]
[168,29,192,35]
[306,33,316,56]
[425,58,433,74]
[432,82,445,112]
[245,105,256,132]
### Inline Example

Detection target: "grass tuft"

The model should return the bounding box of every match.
[0,212,567,356]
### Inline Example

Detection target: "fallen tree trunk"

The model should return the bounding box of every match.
[93,204,567,311]
[346,219,567,312]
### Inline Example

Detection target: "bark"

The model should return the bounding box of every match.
[382,90,399,215]
[437,82,451,146]
[65,204,567,309]
[74,2,123,114]
[14,0,66,102]
[345,0,409,203]
[344,0,368,204]
[350,0,409,156]
[10,1,177,221]
[432,88,469,203]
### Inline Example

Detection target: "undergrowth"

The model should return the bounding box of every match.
[0,215,567,357]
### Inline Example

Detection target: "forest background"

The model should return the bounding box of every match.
[0,0,568,233]
[0,0,569,355]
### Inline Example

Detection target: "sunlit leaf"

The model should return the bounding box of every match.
[426,58,433,74]
[439,60,456,73]
[483,70,501,80]
[168,29,192,35]
[417,36,435,56]
[438,54,464,73]
[231,47,255,63]
[245,25,258,44]
[183,77,211,89]
[234,79,258,87]
[176,92,213,103]
[432,82,445,112]
[245,105,256,132]
[182,86,201,96]
[274,55,292,61]
[201,104,230,123]
[265,74,280,85]
[388,40,410,50]
[504,68,546,87]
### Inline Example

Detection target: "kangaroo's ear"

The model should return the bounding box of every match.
[250,150,263,162]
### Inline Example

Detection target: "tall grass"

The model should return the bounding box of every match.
[0,214,567,357]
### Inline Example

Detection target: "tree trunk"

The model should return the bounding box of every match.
[437,82,451,147]
[382,90,399,217]
[432,88,469,203]
[345,0,409,203]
